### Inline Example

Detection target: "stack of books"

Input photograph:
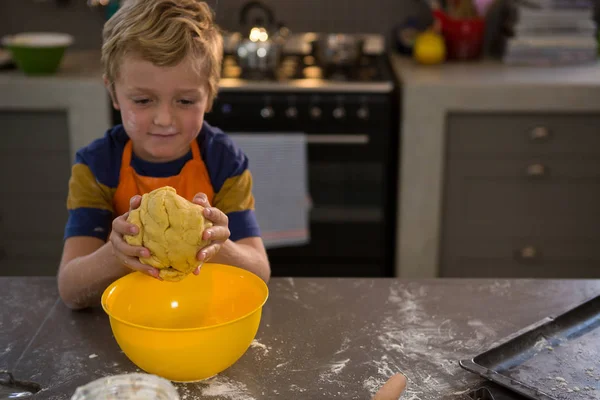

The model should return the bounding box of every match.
[502,0,598,65]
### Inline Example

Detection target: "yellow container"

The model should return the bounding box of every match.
[101,263,269,382]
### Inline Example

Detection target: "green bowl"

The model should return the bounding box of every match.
[2,32,74,75]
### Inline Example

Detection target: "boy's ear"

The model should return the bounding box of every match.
[103,74,120,110]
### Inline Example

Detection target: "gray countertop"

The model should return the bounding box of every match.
[389,53,600,279]
[2,276,599,399]
[390,54,600,87]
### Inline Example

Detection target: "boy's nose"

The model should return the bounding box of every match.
[153,104,174,127]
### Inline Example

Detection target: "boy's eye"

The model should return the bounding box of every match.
[133,98,151,105]
[179,99,197,105]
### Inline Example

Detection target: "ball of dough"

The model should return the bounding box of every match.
[124,186,212,282]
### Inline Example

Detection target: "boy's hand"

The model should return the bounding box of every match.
[192,192,230,274]
[109,195,161,279]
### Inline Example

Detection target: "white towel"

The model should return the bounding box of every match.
[228,133,310,249]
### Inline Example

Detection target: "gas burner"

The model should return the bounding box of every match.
[239,69,277,81]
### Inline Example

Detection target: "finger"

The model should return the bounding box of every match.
[203,207,228,226]
[373,373,407,400]
[129,195,142,211]
[192,193,210,207]
[111,233,150,258]
[121,256,161,280]
[193,264,203,275]
[197,242,223,262]
[113,214,140,236]
[203,225,230,242]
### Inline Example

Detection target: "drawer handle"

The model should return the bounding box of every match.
[515,245,540,262]
[526,163,547,177]
[530,126,551,141]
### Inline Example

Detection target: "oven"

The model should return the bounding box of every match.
[206,84,399,278]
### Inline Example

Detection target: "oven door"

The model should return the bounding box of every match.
[267,134,391,277]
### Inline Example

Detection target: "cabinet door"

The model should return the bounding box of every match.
[0,111,72,276]
[441,112,600,279]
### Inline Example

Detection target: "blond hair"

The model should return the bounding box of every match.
[102,0,223,110]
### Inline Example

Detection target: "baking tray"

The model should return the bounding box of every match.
[460,294,600,400]
[468,381,529,400]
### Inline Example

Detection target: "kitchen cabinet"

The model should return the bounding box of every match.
[440,112,600,278]
[391,53,600,279]
[0,50,112,276]
[0,111,72,276]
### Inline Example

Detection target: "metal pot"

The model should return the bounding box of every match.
[235,1,289,73]
[310,34,365,68]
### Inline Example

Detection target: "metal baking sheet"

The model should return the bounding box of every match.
[460,295,600,400]
[468,381,529,400]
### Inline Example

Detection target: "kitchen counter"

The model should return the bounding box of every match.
[390,53,600,279]
[2,276,599,399]
[0,50,111,160]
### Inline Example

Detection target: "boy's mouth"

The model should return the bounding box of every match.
[148,132,179,137]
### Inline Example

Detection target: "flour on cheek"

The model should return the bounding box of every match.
[125,109,138,133]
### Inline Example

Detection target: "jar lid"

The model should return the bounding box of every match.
[70,373,180,400]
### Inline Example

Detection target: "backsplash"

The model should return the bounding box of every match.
[0,0,426,50]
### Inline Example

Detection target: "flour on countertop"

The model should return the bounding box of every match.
[250,339,270,355]
[290,384,307,392]
[280,277,300,301]
[335,337,351,355]
[178,377,256,400]
[319,358,351,386]
[1,343,13,356]
[365,285,499,399]
[285,277,295,288]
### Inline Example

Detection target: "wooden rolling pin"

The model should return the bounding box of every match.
[373,373,408,400]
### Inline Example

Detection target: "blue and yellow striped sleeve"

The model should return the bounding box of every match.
[64,128,125,241]
[200,124,261,242]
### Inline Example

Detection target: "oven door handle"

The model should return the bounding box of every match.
[306,134,370,145]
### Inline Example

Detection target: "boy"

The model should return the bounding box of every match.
[57,0,270,310]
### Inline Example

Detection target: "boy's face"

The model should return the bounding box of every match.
[107,54,209,163]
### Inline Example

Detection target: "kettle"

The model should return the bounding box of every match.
[235,1,289,73]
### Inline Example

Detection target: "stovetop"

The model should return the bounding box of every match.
[218,33,396,93]
[222,53,391,83]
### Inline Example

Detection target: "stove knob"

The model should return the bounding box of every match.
[261,106,274,119]
[333,107,346,120]
[357,106,370,120]
[310,106,322,119]
[285,106,298,119]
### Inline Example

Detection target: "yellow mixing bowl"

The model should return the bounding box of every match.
[101,263,269,382]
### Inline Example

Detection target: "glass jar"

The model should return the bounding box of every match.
[70,373,180,400]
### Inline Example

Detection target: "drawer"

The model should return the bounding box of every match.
[0,152,71,194]
[442,159,600,238]
[441,239,600,279]
[0,110,70,151]
[446,112,600,157]
[0,196,69,237]
[446,158,600,179]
